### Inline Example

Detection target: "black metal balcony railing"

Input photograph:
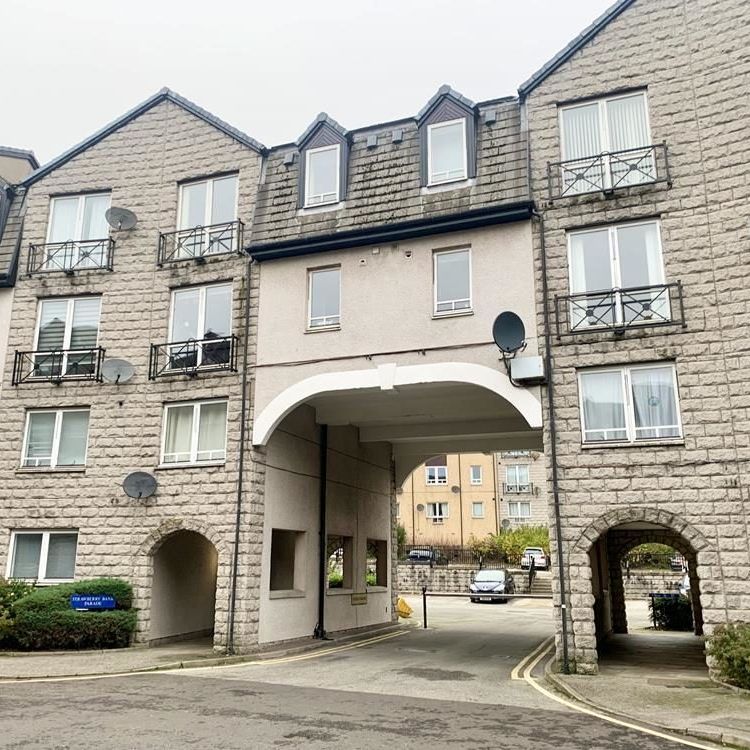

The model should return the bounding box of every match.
[12,348,105,385]
[157,220,243,265]
[503,482,534,494]
[148,335,239,379]
[554,282,686,338]
[27,238,115,275]
[547,143,671,201]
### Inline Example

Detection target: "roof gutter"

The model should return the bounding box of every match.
[247,201,534,261]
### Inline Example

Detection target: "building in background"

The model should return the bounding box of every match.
[399,451,548,546]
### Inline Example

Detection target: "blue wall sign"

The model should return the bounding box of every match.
[70,594,116,611]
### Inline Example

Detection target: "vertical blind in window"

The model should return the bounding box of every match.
[24,412,56,466]
[11,534,43,578]
[45,533,78,579]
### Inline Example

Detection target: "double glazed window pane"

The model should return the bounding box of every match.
[196,402,228,461]
[309,268,340,327]
[57,412,89,466]
[45,533,78,579]
[507,465,529,489]
[163,405,194,463]
[435,250,470,313]
[170,285,232,367]
[631,367,679,439]
[163,402,227,464]
[11,535,42,578]
[24,411,89,467]
[10,532,77,580]
[580,371,627,442]
[178,176,238,257]
[429,120,466,184]
[48,195,110,269]
[306,147,339,205]
[24,413,56,466]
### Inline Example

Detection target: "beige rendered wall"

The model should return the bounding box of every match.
[258,405,393,644]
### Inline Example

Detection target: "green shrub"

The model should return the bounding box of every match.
[468,527,550,563]
[649,594,693,631]
[0,578,34,648]
[11,578,136,651]
[328,572,343,589]
[708,622,750,690]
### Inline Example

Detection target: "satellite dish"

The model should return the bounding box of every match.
[451,485,460,494]
[416,504,425,513]
[101,358,135,384]
[501,519,511,528]
[105,207,138,231]
[123,471,157,499]
[492,311,526,354]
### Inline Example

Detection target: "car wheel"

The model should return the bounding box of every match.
[470,597,476,603]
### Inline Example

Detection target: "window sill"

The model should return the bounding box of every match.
[432,310,474,320]
[305,324,341,334]
[16,466,86,474]
[422,178,474,194]
[326,588,354,597]
[155,461,226,470]
[298,201,345,216]
[581,438,685,450]
[366,586,388,593]
[268,589,306,600]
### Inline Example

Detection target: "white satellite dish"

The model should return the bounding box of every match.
[105,207,138,231]
[101,358,135,384]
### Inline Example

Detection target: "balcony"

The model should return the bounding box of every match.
[503,482,533,494]
[12,348,105,385]
[27,238,114,275]
[547,143,671,201]
[554,282,686,338]
[157,220,243,265]
[148,335,239,379]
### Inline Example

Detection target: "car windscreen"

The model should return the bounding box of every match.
[474,570,505,582]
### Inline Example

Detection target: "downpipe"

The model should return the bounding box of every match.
[314,424,329,639]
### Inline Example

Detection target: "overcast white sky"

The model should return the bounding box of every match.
[2,0,613,163]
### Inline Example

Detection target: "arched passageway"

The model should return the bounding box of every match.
[150,530,218,643]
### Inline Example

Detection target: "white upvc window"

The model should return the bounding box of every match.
[168,283,232,368]
[434,248,471,315]
[426,502,449,523]
[427,118,467,185]
[161,400,228,465]
[578,363,682,444]
[425,465,448,485]
[471,501,484,519]
[32,296,101,379]
[469,465,482,485]
[559,91,653,193]
[46,193,111,269]
[7,530,79,583]
[177,174,238,257]
[506,465,530,493]
[308,266,341,329]
[568,221,668,329]
[22,409,90,468]
[508,501,531,519]
[305,145,340,207]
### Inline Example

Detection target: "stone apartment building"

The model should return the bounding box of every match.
[398,450,548,546]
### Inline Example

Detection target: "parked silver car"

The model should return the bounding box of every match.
[469,568,515,603]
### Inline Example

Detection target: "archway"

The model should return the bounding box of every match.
[149,530,219,644]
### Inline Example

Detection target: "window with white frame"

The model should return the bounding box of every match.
[505,465,530,493]
[560,91,653,193]
[7,530,78,582]
[434,248,471,315]
[508,501,531,519]
[308,267,341,329]
[33,297,101,378]
[169,283,232,369]
[305,145,340,207]
[568,221,668,329]
[471,501,484,518]
[46,193,111,269]
[426,502,449,523]
[427,118,467,185]
[177,174,238,256]
[161,400,228,465]
[469,465,482,485]
[425,465,448,485]
[578,364,681,444]
[22,409,90,468]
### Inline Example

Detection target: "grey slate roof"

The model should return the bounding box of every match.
[0,147,39,170]
[518,0,636,98]
[21,87,265,187]
[296,113,349,147]
[416,85,476,123]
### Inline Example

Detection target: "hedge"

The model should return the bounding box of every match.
[708,623,750,690]
[649,594,693,631]
[11,578,136,651]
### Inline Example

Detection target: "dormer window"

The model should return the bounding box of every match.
[305,145,340,207]
[427,119,467,185]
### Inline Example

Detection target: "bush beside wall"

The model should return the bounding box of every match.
[708,623,750,690]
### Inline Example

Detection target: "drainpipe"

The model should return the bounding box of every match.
[314,423,329,639]
[534,208,570,675]
[227,257,253,655]
[457,456,464,546]
[492,455,499,535]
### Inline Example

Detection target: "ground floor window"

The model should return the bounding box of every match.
[426,502,449,524]
[7,530,78,582]
[270,529,305,592]
[471,502,484,518]
[366,539,388,587]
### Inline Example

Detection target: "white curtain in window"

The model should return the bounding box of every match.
[81,195,110,240]
[48,198,79,242]
[617,223,668,321]
[11,534,42,578]
[171,289,201,341]
[561,103,601,160]
[607,94,649,152]
[580,371,627,441]
[180,182,208,229]
[210,176,237,224]
[57,411,90,466]
[631,367,679,439]
[25,413,56,465]
[569,229,612,294]
[197,402,227,460]
[164,405,194,462]
[45,533,78,579]
[204,285,232,337]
